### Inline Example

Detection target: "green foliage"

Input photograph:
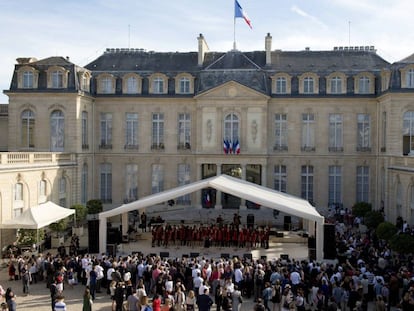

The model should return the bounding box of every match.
[86,199,103,214]
[389,233,414,254]
[49,218,68,237]
[352,202,372,217]
[364,210,384,229]
[18,229,45,245]
[376,222,398,241]
[70,204,87,226]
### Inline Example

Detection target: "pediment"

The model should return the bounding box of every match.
[195,80,269,100]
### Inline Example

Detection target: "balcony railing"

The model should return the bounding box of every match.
[0,152,76,165]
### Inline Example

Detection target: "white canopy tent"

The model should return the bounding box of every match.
[99,175,325,260]
[0,201,75,229]
[0,201,75,251]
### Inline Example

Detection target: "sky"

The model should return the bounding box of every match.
[1,0,413,103]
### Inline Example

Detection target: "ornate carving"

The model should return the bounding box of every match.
[206,119,212,142]
[251,120,258,143]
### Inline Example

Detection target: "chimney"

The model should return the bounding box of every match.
[16,57,38,64]
[265,33,272,66]
[197,33,209,66]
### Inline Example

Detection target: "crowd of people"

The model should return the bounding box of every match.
[1,211,414,311]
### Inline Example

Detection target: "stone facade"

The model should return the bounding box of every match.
[1,34,414,249]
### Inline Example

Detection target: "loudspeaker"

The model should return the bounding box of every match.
[243,253,252,261]
[88,220,99,253]
[190,252,199,258]
[160,252,169,259]
[221,253,230,259]
[324,224,336,259]
[284,216,292,231]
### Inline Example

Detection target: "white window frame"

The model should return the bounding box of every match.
[329,114,343,152]
[125,113,138,149]
[101,77,113,94]
[125,164,138,202]
[151,164,164,194]
[152,113,164,149]
[330,76,342,94]
[82,111,88,149]
[51,70,63,88]
[50,110,64,152]
[100,163,112,203]
[224,113,240,152]
[23,71,34,88]
[276,77,287,94]
[274,114,288,151]
[301,165,314,203]
[100,113,112,148]
[357,114,371,151]
[177,164,191,205]
[301,113,315,151]
[407,69,414,88]
[356,166,370,203]
[358,76,370,94]
[303,77,314,94]
[21,109,35,149]
[274,165,287,193]
[179,77,190,94]
[328,165,342,205]
[178,113,191,149]
[153,77,164,94]
[81,163,88,205]
[126,76,138,94]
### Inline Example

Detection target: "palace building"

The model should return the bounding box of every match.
[1,33,414,248]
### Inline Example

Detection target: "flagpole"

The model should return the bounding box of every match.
[233,12,237,50]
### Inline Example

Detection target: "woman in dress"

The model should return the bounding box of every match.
[82,287,93,311]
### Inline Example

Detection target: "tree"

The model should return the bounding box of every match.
[49,218,68,238]
[86,199,103,214]
[376,222,398,241]
[389,233,414,254]
[364,211,384,229]
[352,202,372,218]
[18,229,45,245]
[70,204,87,227]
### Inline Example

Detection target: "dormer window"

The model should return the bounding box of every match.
[399,66,414,89]
[46,66,68,89]
[17,66,39,89]
[80,72,91,92]
[175,73,194,94]
[299,73,319,94]
[354,72,374,94]
[330,77,342,94]
[407,69,414,88]
[149,73,168,94]
[271,73,291,94]
[326,72,347,95]
[97,74,115,94]
[122,73,142,94]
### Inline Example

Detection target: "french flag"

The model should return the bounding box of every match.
[233,140,240,154]
[235,0,252,29]
[223,139,230,154]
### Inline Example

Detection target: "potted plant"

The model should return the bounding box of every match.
[86,199,103,220]
[49,218,68,248]
[70,204,87,236]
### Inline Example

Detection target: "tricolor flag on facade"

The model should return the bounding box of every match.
[223,139,230,154]
[235,0,252,29]
[233,139,240,154]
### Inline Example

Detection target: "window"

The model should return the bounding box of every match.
[100,77,113,94]
[82,111,88,149]
[51,71,63,88]
[126,76,138,94]
[152,164,164,194]
[301,113,315,151]
[224,113,240,153]
[153,77,164,94]
[357,114,371,151]
[407,69,414,88]
[274,165,287,193]
[329,114,343,152]
[100,163,112,203]
[125,164,138,202]
[50,110,64,152]
[303,77,314,94]
[178,113,191,149]
[179,77,190,94]
[23,71,33,88]
[14,183,23,217]
[177,164,191,205]
[358,76,370,94]
[100,113,112,149]
[39,180,47,203]
[330,76,342,94]
[403,111,414,155]
[328,166,342,205]
[21,109,35,149]
[81,73,90,92]
[59,177,66,207]
[274,114,287,151]
[81,163,88,204]
[301,165,314,203]
[356,166,369,203]
[381,111,387,152]
[276,77,287,94]
[152,113,164,149]
[125,113,138,149]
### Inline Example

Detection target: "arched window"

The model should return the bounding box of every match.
[81,163,88,204]
[51,70,63,88]
[23,71,34,88]
[179,77,190,93]
[359,76,370,94]
[21,109,35,149]
[153,77,164,94]
[223,113,240,153]
[50,110,64,152]
[330,76,342,94]
[126,76,138,94]
[303,77,314,94]
[276,77,287,94]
